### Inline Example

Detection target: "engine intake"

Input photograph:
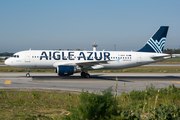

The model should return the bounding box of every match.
[57,65,74,76]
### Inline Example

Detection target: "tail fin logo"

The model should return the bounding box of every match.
[147,37,166,53]
[137,26,168,53]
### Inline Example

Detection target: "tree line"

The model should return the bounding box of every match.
[0,52,14,56]
[163,48,180,54]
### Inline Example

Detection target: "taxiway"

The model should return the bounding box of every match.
[0,73,180,95]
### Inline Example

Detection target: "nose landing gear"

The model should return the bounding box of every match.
[26,69,30,77]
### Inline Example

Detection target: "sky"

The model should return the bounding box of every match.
[0,0,180,53]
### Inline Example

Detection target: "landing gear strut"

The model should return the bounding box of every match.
[26,69,30,77]
[81,71,90,78]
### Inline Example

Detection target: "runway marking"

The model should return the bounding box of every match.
[172,81,180,84]
[5,80,11,84]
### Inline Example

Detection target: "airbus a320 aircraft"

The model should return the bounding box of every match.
[5,26,171,78]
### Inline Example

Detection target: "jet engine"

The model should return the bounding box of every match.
[56,65,75,76]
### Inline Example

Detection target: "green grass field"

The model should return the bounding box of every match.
[154,57,180,64]
[0,89,79,120]
[90,66,180,73]
[0,84,180,119]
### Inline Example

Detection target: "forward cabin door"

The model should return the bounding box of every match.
[25,52,31,62]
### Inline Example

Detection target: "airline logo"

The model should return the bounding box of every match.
[40,51,111,61]
[147,37,166,53]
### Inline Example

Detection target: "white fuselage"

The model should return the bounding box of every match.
[5,50,170,70]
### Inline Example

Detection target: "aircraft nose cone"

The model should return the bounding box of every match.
[4,59,10,66]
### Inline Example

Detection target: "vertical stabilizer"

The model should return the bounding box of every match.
[138,26,169,53]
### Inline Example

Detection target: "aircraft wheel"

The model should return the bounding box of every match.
[26,73,30,77]
[85,73,90,78]
[81,72,86,77]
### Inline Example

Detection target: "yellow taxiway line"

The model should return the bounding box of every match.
[172,81,180,84]
[5,80,11,84]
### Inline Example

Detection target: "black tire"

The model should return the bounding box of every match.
[26,73,30,77]
[81,72,86,77]
[85,73,90,78]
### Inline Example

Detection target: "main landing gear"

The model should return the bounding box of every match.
[26,69,30,77]
[81,71,90,78]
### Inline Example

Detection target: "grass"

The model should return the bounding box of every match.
[0,84,180,119]
[90,66,180,73]
[116,84,180,119]
[0,89,80,120]
[0,66,54,72]
[154,57,180,64]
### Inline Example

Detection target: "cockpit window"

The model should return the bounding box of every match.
[11,55,19,58]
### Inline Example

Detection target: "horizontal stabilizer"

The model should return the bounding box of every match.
[151,54,171,59]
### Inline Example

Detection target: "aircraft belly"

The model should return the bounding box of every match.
[102,62,139,69]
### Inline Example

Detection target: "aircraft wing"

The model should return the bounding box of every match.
[53,60,111,69]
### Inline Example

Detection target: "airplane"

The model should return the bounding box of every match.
[5,26,171,78]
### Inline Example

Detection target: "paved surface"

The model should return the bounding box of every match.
[0,64,6,66]
[0,73,180,95]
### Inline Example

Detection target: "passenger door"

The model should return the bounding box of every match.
[25,52,31,62]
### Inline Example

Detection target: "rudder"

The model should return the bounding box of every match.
[138,26,169,53]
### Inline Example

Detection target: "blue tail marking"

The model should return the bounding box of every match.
[138,26,169,53]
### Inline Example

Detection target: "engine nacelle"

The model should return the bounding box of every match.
[57,65,74,76]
